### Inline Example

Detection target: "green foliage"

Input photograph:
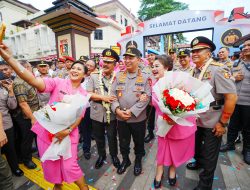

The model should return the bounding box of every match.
[138,0,189,21]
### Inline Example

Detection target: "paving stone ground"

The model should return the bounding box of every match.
[14,136,250,190]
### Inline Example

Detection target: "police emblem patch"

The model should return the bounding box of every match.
[106,51,112,56]
[193,38,199,46]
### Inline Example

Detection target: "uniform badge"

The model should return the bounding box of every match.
[204,71,212,79]
[106,50,111,56]
[193,38,199,46]
[118,91,122,97]
[224,72,231,79]
[127,48,132,53]
[136,86,142,91]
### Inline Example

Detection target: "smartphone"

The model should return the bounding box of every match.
[0,71,6,80]
[0,12,6,42]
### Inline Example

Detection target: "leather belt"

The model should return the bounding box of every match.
[210,99,224,107]
[210,99,224,110]
[93,100,102,104]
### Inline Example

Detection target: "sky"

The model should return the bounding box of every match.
[22,0,250,18]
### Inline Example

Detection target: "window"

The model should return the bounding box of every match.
[120,15,123,25]
[125,18,128,26]
[94,29,103,40]
[110,14,116,21]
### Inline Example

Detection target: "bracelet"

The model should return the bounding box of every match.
[218,120,228,128]
[67,127,73,133]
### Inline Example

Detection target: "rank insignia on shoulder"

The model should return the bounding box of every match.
[211,62,224,67]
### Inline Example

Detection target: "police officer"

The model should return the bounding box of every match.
[144,49,159,143]
[186,36,237,190]
[64,56,75,78]
[168,48,180,70]
[176,49,195,74]
[220,34,250,164]
[52,58,67,79]
[111,48,151,176]
[87,49,120,169]
[79,56,89,64]
[218,47,234,69]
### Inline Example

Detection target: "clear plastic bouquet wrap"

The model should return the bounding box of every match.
[33,93,90,162]
[152,71,214,137]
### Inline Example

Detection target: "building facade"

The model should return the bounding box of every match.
[91,0,138,55]
[4,0,138,61]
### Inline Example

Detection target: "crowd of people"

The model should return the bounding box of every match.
[0,33,249,190]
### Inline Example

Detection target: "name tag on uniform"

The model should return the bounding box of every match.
[59,90,67,95]
[133,86,145,92]
[116,86,125,91]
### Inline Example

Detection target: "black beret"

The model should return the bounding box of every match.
[102,49,120,62]
[191,36,216,52]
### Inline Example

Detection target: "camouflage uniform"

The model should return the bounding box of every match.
[13,76,40,164]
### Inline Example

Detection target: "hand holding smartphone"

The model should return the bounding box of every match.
[0,13,6,42]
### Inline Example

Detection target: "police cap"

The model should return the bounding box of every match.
[102,49,120,62]
[178,49,190,57]
[168,48,177,54]
[123,48,142,57]
[191,36,216,52]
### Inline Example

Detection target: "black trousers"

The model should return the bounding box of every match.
[79,108,92,153]
[0,149,13,190]
[117,120,146,158]
[13,113,35,163]
[227,104,250,150]
[12,115,22,160]
[92,120,118,157]
[194,127,222,190]
[2,128,19,171]
[146,105,155,135]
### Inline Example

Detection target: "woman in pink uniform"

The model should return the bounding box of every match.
[150,55,197,188]
[0,44,115,190]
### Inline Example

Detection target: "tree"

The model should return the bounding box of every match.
[138,0,188,21]
[138,0,189,47]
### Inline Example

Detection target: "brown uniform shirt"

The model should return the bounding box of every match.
[193,59,236,128]
[0,86,17,130]
[87,71,116,123]
[111,69,151,123]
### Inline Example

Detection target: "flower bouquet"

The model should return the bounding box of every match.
[33,93,90,162]
[152,71,214,137]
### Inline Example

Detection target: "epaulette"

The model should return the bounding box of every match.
[91,71,99,74]
[210,61,224,67]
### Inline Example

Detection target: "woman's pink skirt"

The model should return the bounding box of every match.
[157,133,195,167]
[37,137,83,184]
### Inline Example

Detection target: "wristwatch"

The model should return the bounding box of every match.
[218,120,229,128]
